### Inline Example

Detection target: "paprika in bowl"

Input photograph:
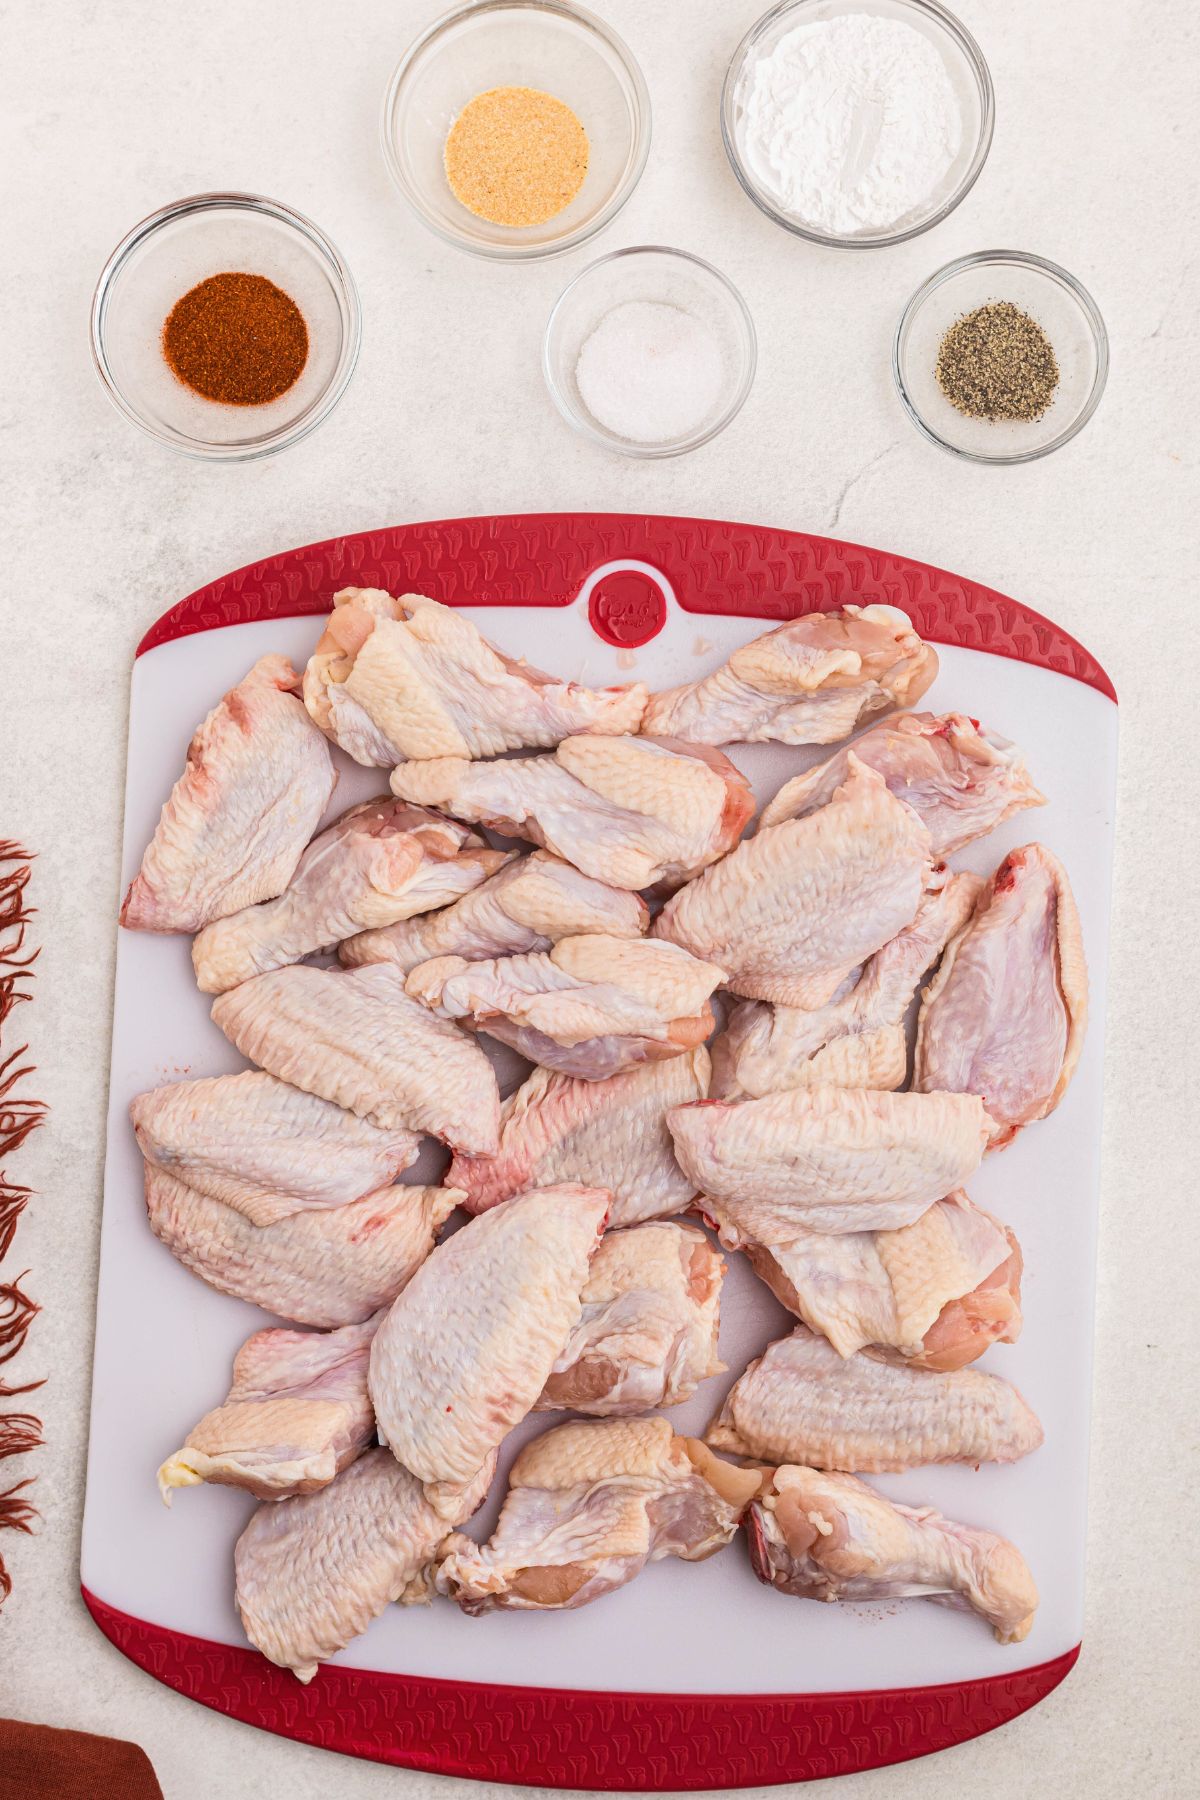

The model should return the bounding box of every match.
[90,193,361,460]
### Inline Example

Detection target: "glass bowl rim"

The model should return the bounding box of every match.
[892,247,1110,465]
[89,190,363,462]
[379,0,652,263]
[720,0,995,251]
[541,243,759,460]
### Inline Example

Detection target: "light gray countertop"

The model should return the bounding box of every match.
[2,0,1197,1794]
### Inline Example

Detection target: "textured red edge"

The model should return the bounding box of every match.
[82,1587,1078,1789]
[134,511,1117,704]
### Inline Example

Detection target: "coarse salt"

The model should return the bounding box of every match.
[574,302,724,445]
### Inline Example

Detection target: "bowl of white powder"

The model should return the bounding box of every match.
[543,246,757,456]
[722,0,994,248]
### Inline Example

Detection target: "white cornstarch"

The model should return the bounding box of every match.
[574,302,724,445]
[738,13,965,237]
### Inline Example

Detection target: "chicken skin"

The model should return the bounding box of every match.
[144,1164,458,1328]
[390,734,755,892]
[915,843,1088,1147]
[706,1190,1022,1369]
[436,1418,759,1613]
[448,1049,709,1228]
[211,962,500,1153]
[130,1070,420,1227]
[406,935,725,1081]
[640,606,937,746]
[158,1313,379,1503]
[121,655,336,933]
[192,798,504,993]
[236,1448,494,1681]
[669,1087,993,1239]
[369,1186,609,1519]
[340,849,647,974]
[654,759,933,1009]
[302,588,646,766]
[748,1466,1038,1644]
[760,711,1045,855]
[538,1222,724,1415]
[706,1325,1043,1471]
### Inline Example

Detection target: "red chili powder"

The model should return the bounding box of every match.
[162,272,308,406]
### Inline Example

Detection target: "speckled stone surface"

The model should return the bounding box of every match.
[0,1,1197,1796]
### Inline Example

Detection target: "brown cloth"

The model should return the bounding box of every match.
[0,1720,163,1799]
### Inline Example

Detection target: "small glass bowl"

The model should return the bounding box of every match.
[91,193,361,461]
[381,0,651,261]
[893,250,1109,463]
[722,0,994,249]
[542,246,757,459]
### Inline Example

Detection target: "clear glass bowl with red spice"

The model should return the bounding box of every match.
[91,193,361,460]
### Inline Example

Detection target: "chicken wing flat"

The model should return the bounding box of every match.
[236,1448,494,1681]
[915,843,1088,1148]
[706,1325,1043,1471]
[748,1466,1038,1644]
[302,588,647,766]
[669,1087,993,1239]
[640,606,937,746]
[211,962,500,1152]
[448,1049,709,1227]
[130,1071,420,1228]
[192,798,505,993]
[654,758,933,1009]
[706,1190,1021,1369]
[538,1222,724,1415]
[436,1417,759,1613]
[121,654,336,933]
[340,849,647,974]
[390,734,755,891]
[761,711,1045,855]
[710,869,980,1101]
[145,1164,458,1328]
[369,1185,609,1518]
[407,935,725,1081]
[158,1313,378,1504]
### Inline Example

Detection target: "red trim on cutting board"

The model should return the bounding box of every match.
[82,1588,1079,1789]
[135,512,1116,703]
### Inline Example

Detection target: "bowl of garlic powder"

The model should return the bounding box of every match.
[722,0,994,249]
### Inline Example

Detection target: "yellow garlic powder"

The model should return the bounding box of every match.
[444,85,589,228]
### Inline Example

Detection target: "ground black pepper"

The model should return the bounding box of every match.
[162,272,308,406]
[935,301,1060,423]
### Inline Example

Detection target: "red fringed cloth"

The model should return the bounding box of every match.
[0,1718,164,1798]
[0,843,44,1608]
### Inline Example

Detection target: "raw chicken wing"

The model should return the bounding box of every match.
[437,1418,759,1612]
[915,843,1088,1147]
[448,1049,709,1227]
[370,1185,609,1518]
[340,849,647,974]
[144,1163,457,1328]
[407,935,725,1081]
[236,1448,494,1681]
[390,734,755,891]
[130,1070,420,1227]
[121,655,336,932]
[303,588,646,766]
[158,1313,378,1503]
[748,1466,1038,1644]
[654,759,933,1009]
[538,1222,724,1414]
[669,1087,993,1239]
[706,1325,1043,1470]
[761,711,1044,854]
[641,606,937,746]
[211,962,500,1152]
[192,798,504,993]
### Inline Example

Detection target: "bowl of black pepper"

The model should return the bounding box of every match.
[892,250,1107,463]
[91,193,361,460]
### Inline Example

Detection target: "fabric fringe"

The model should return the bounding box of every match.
[0,1273,38,1367]
[0,1412,42,1460]
[0,1478,38,1604]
